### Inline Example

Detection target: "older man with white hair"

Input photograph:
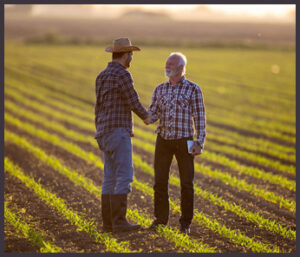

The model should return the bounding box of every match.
[145,52,206,234]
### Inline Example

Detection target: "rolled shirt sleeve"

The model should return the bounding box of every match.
[119,72,148,120]
[148,87,160,123]
[191,85,206,148]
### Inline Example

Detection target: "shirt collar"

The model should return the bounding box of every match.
[108,61,126,69]
[166,76,186,86]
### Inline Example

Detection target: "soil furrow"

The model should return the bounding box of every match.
[6,107,295,201]
[134,145,296,227]
[5,125,252,252]
[197,159,295,200]
[205,146,295,180]
[5,171,105,253]
[4,133,187,252]
[6,90,295,155]
[5,112,296,252]
[4,219,41,253]
[208,138,295,166]
[209,121,295,148]
[6,119,295,227]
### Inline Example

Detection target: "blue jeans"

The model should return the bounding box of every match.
[96,128,133,195]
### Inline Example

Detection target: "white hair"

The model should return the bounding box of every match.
[169,52,187,75]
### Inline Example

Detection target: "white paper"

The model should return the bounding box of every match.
[187,140,202,154]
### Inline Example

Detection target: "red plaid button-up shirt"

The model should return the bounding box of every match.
[149,77,206,148]
[95,62,148,138]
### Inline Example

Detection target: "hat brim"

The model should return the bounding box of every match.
[105,46,141,53]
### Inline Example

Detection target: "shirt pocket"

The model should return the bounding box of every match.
[159,94,169,111]
[177,94,190,110]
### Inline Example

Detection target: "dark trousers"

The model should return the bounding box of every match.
[153,134,195,227]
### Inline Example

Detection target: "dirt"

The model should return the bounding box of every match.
[4,103,296,253]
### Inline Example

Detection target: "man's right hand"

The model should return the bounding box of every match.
[144,112,152,125]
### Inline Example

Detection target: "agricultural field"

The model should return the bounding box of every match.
[4,41,295,253]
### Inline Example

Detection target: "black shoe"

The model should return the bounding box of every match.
[111,194,141,232]
[113,223,140,232]
[180,225,191,235]
[147,220,166,230]
[102,226,113,233]
[147,221,159,230]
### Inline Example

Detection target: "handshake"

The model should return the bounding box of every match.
[143,112,152,125]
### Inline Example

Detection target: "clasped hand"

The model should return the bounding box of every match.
[190,141,202,156]
[144,112,152,125]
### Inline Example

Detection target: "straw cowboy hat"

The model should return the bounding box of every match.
[105,38,141,53]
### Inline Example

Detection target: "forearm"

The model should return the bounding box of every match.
[148,88,159,123]
[192,86,206,148]
[196,131,206,149]
[132,100,149,120]
[195,115,206,148]
[148,110,159,123]
[120,72,148,120]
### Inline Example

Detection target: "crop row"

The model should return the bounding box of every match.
[5,107,295,214]
[131,138,295,213]
[4,201,62,253]
[5,131,216,253]
[5,43,295,252]
[133,177,281,253]
[5,114,296,241]
[4,111,295,239]
[5,157,132,253]
[4,91,295,178]
[14,54,294,136]
[141,87,294,140]
[5,100,296,212]
[5,66,295,145]
[134,118,295,179]
[5,48,295,125]
[5,131,284,252]
[6,79,295,161]
[5,95,295,195]
[131,134,295,191]
[193,79,294,124]
[5,84,295,178]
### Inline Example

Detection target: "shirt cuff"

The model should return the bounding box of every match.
[196,138,204,149]
[140,109,149,120]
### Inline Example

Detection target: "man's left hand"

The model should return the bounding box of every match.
[190,143,202,156]
[144,112,152,125]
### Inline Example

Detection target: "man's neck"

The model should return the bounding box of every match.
[112,59,126,68]
[169,75,184,86]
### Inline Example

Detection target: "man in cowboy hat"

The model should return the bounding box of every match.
[95,38,151,232]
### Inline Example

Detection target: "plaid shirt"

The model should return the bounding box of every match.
[149,77,206,148]
[94,62,148,138]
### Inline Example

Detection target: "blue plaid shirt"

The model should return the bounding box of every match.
[95,62,148,138]
[149,77,206,148]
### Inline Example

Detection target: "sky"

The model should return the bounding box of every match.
[140,4,294,17]
[24,4,295,23]
[92,4,295,22]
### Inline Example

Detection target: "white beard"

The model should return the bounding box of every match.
[165,69,178,78]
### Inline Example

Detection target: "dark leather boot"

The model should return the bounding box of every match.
[111,194,141,232]
[101,194,112,232]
